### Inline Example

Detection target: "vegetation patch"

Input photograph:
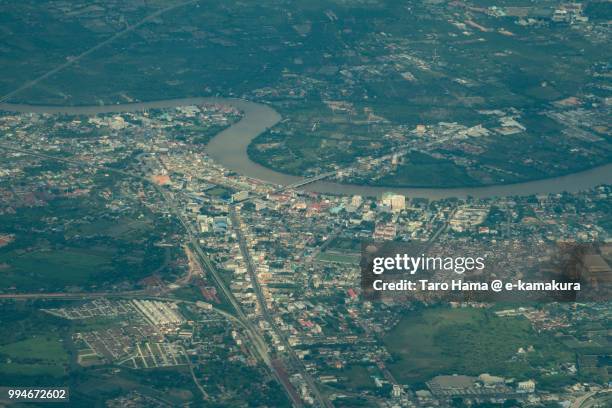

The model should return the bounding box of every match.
[384,307,573,384]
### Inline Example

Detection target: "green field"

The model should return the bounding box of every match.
[342,365,377,391]
[0,192,175,291]
[0,247,114,289]
[316,251,360,265]
[376,152,479,187]
[66,217,153,240]
[0,336,66,361]
[384,307,574,384]
[206,186,233,199]
[0,335,68,378]
[0,363,64,377]
[327,237,362,253]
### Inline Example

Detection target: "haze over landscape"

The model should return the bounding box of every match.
[0,1,610,407]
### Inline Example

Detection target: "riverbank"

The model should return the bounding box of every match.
[1,98,610,199]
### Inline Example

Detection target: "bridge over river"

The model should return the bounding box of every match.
[2,98,610,199]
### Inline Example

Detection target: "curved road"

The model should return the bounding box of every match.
[571,389,612,408]
[1,98,610,198]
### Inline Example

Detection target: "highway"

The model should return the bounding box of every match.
[0,291,145,300]
[570,389,612,408]
[152,172,305,407]
[0,143,304,407]
[0,0,201,104]
[230,208,333,408]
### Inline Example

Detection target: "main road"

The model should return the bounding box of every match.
[0,142,303,407]
[152,172,305,408]
[230,208,333,408]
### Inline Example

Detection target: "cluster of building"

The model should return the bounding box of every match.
[425,374,535,398]
[2,95,610,406]
[131,300,185,333]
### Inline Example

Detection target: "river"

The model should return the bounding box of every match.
[1,98,610,199]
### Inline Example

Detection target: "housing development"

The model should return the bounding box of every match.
[0,0,610,407]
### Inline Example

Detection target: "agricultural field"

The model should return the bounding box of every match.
[0,167,181,292]
[0,247,115,288]
[0,1,608,188]
[0,306,70,384]
[384,307,574,385]
[0,336,67,376]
